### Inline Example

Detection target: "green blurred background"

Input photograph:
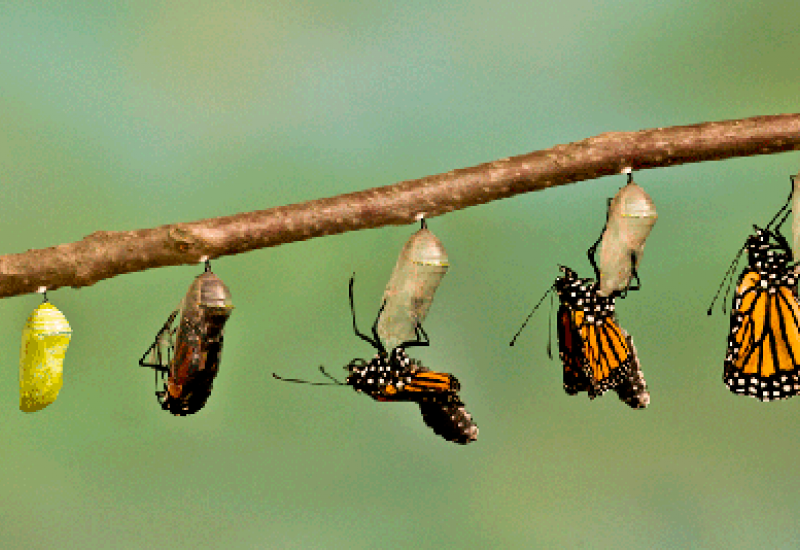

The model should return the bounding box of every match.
[1,1,799,548]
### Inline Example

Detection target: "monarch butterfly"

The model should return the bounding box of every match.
[139,260,234,415]
[709,189,800,401]
[19,293,72,413]
[589,172,657,297]
[511,263,640,402]
[613,330,650,409]
[345,354,478,445]
[273,275,478,444]
[555,265,635,398]
[345,352,478,444]
[377,218,449,351]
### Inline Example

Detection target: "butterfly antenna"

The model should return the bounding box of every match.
[318,365,346,384]
[707,243,746,315]
[510,285,554,346]
[272,366,345,386]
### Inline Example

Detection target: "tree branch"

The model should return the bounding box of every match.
[2,113,799,299]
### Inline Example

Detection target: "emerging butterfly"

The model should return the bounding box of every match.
[139,260,234,416]
[554,265,635,398]
[511,255,646,406]
[709,185,800,401]
[273,275,478,444]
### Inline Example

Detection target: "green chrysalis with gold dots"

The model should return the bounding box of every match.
[377,220,449,351]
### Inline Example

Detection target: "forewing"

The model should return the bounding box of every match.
[724,268,800,401]
[557,306,592,395]
[580,315,633,398]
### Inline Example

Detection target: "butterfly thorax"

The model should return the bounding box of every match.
[746,231,795,292]
[345,348,415,400]
[555,272,616,325]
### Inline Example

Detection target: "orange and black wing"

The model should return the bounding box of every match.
[575,309,633,397]
[375,369,461,402]
[724,267,800,401]
[347,352,461,403]
[556,305,592,395]
[399,370,460,396]
[559,306,633,398]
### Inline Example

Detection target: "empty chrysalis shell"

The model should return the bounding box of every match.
[19,302,72,412]
[597,177,658,297]
[792,174,800,261]
[377,220,449,350]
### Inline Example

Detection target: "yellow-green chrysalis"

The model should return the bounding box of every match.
[20,299,72,412]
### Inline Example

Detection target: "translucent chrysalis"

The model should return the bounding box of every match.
[377,219,449,350]
[19,297,72,412]
[593,173,657,297]
[139,260,234,415]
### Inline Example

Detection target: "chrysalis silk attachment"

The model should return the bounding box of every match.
[19,302,72,412]
[597,178,658,296]
[377,223,449,350]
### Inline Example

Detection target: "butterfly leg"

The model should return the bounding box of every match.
[349,274,384,353]
[400,321,430,350]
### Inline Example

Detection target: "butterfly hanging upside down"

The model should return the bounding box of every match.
[555,265,641,401]
[273,275,478,444]
[511,252,649,407]
[710,186,800,401]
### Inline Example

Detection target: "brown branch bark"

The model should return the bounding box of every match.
[2,113,799,299]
